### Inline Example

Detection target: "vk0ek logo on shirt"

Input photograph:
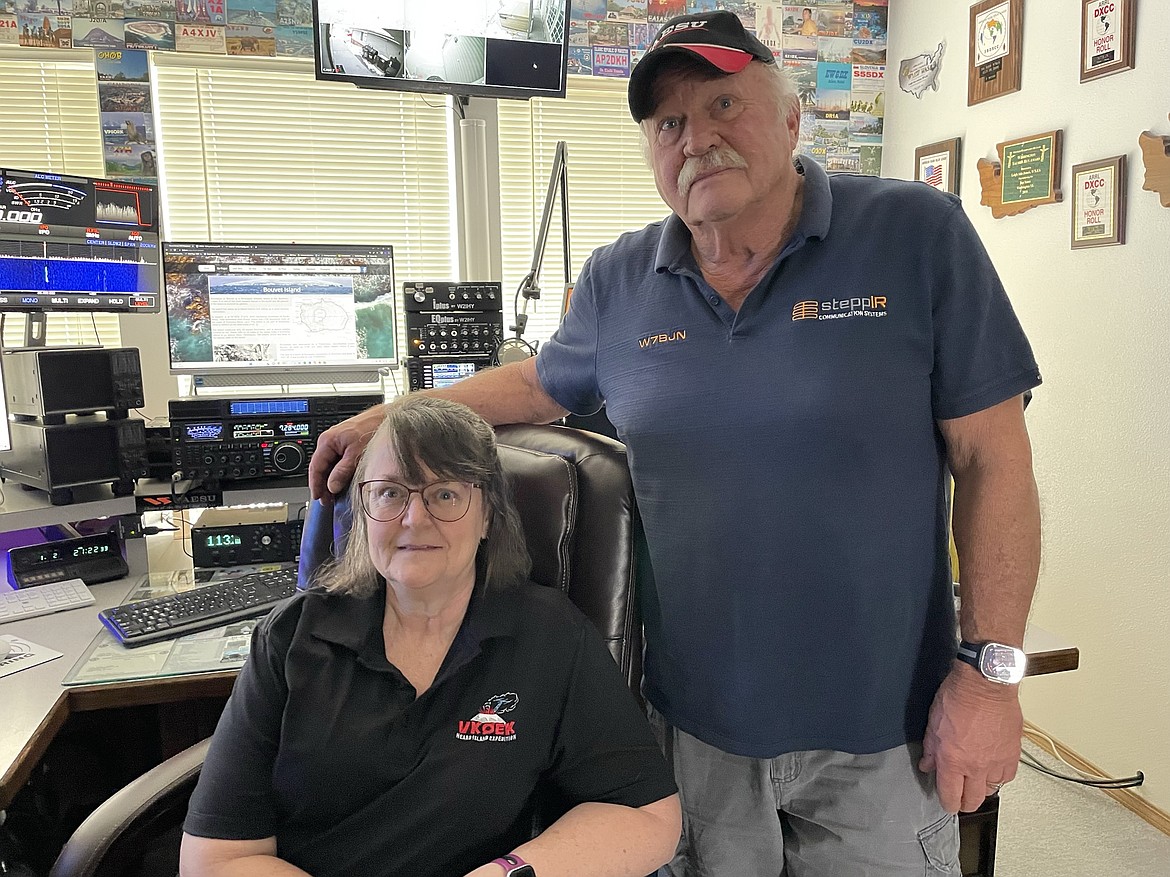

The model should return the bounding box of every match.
[792,295,888,322]
[456,692,519,742]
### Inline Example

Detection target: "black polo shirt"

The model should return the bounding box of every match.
[184,580,676,877]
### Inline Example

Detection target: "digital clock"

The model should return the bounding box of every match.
[8,531,129,589]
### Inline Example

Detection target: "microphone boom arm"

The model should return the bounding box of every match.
[513,140,570,338]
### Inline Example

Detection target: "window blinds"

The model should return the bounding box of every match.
[496,76,668,348]
[150,54,456,286]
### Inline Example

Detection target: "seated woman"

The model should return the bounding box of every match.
[180,395,680,877]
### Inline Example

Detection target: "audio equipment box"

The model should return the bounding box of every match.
[168,393,382,484]
[1,416,147,505]
[191,509,304,568]
[403,281,504,360]
[1,346,144,421]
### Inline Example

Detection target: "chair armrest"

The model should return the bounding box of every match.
[49,737,211,877]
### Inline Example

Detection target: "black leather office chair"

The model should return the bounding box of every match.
[49,424,646,877]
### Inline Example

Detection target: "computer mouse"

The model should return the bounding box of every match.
[0,639,13,662]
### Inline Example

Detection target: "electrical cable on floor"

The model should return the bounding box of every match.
[1020,751,1144,789]
[1021,723,1144,789]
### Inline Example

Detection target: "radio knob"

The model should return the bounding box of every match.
[271,442,305,473]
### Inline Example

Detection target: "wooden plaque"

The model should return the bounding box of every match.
[968,0,1024,106]
[1071,155,1126,248]
[914,138,962,195]
[978,130,1063,218]
[1080,0,1137,83]
[1138,115,1170,207]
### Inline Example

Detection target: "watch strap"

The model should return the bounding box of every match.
[956,639,981,667]
[492,853,533,875]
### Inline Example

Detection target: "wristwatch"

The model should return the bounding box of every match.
[492,853,536,877]
[957,640,1027,685]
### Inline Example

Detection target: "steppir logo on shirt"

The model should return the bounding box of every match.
[456,692,518,742]
[792,295,888,322]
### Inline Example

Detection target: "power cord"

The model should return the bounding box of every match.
[1021,724,1144,789]
[1020,750,1143,789]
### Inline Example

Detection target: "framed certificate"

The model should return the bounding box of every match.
[915,138,962,195]
[968,0,1023,106]
[1071,155,1127,248]
[1000,130,1062,206]
[1080,0,1136,83]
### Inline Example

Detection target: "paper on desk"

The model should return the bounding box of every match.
[61,624,254,686]
[0,634,63,679]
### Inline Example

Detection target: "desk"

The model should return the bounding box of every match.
[0,539,237,812]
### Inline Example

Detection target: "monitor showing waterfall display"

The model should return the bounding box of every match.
[312,0,569,101]
[162,242,398,379]
[0,167,160,314]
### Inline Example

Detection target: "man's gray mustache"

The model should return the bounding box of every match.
[678,148,749,197]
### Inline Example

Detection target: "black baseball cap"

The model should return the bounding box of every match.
[628,11,776,122]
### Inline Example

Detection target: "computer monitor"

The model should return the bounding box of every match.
[0,167,160,315]
[312,0,569,101]
[162,242,398,385]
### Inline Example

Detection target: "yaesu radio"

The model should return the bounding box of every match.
[168,393,381,484]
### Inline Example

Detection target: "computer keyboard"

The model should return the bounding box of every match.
[0,578,96,625]
[99,568,299,648]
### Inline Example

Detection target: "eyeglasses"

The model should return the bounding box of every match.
[357,479,481,523]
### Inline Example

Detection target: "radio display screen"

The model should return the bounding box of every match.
[229,399,311,416]
[185,422,224,441]
[278,422,311,438]
[202,533,243,548]
[232,422,275,439]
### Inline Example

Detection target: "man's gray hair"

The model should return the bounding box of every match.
[637,59,799,162]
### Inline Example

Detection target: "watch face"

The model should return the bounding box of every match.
[980,643,1027,684]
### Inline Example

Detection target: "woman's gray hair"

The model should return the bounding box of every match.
[313,395,531,598]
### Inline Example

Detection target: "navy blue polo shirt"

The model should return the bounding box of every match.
[184,581,676,877]
[537,158,1041,758]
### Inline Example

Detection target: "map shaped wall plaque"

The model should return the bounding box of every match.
[1138,115,1170,207]
[899,41,945,98]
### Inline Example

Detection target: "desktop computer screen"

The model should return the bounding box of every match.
[162,242,398,379]
[0,167,160,314]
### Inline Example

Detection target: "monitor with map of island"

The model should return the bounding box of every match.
[162,241,397,386]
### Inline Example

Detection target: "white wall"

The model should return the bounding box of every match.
[883,1,1170,814]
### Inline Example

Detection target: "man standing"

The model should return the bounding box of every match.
[310,12,1041,875]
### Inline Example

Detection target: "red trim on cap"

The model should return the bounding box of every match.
[673,43,756,73]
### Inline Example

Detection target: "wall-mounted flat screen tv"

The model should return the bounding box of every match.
[312,0,569,101]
